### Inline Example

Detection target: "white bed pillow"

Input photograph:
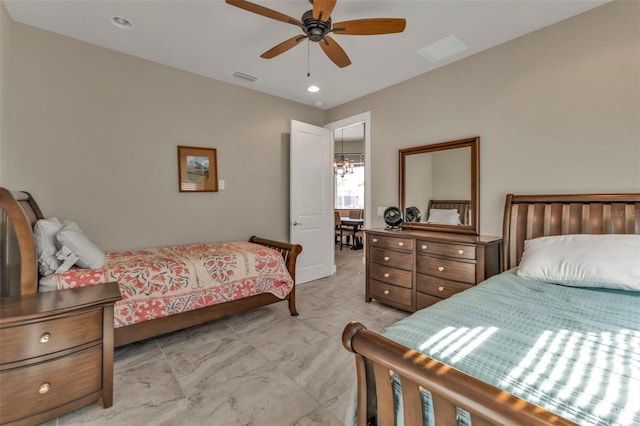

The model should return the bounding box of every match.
[55,221,105,271]
[517,234,640,290]
[33,217,63,275]
[39,274,58,292]
[426,209,461,225]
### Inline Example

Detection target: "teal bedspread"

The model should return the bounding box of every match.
[382,269,640,426]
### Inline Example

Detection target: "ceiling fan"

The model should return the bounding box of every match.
[225,0,406,68]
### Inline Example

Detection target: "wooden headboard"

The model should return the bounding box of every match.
[503,193,640,270]
[0,188,44,297]
[427,199,471,225]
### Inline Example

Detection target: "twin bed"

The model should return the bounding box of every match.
[344,193,640,425]
[0,187,302,347]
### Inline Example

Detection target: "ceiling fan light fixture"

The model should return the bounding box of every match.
[307,85,320,93]
[110,16,134,30]
[225,0,406,68]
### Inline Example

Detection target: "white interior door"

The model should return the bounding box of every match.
[290,120,333,284]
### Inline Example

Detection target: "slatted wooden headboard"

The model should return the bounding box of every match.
[502,193,640,270]
[427,199,471,225]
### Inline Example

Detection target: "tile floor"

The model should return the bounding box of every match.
[48,248,409,426]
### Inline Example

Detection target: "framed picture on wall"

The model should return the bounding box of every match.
[177,145,218,192]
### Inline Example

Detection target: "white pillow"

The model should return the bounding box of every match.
[427,209,461,225]
[55,221,105,271]
[38,274,58,292]
[517,234,640,290]
[33,217,63,275]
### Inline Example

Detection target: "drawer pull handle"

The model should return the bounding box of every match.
[421,244,428,250]
[372,238,378,243]
[39,383,50,394]
[383,273,390,278]
[383,290,390,295]
[438,266,445,272]
[457,249,464,255]
[438,286,445,292]
[384,256,390,261]
[398,242,404,247]
[39,333,51,344]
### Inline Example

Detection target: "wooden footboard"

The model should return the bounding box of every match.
[342,322,576,426]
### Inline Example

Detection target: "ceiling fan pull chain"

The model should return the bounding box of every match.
[307,39,311,77]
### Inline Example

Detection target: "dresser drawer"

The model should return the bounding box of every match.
[369,279,412,308]
[0,346,102,423]
[416,274,473,298]
[369,263,412,289]
[368,235,413,252]
[416,292,441,310]
[370,247,412,270]
[0,309,103,364]
[416,240,476,260]
[417,256,476,284]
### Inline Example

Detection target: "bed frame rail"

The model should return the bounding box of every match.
[343,322,576,426]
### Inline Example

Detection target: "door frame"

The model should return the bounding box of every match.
[325,111,372,271]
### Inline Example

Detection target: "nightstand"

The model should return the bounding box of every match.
[0,283,121,425]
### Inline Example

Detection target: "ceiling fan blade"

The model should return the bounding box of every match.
[312,0,337,20]
[226,0,302,26]
[320,35,351,68]
[261,35,307,59]
[332,18,406,35]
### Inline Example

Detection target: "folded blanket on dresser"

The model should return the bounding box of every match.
[46,241,294,327]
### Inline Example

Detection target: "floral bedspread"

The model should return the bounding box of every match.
[54,242,294,327]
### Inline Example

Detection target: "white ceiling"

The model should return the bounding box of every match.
[5,0,609,110]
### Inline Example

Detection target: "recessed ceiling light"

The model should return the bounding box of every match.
[417,34,468,63]
[110,16,134,30]
[307,85,320,93]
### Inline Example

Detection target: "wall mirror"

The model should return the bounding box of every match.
[399,136,479,235]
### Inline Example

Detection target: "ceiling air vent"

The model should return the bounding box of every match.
[232,70,259,83]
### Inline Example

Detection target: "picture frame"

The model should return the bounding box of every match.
[177,145,218,192]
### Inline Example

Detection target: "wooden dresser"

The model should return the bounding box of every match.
[365,229,501,311]
[0,283,121,425]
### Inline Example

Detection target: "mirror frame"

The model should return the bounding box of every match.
[399,136,479,235]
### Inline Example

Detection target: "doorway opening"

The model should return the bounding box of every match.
[325,112,371,272]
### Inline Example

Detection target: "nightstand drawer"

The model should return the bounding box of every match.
[0,346,102,423]
[417,256,475,284]
[369,279,412,308]
[368,235,413,252]
[0,309,103,364]
[417,240,476,260]
[369,263,412,288]
[416,274,473,298]
[370,247,412,270]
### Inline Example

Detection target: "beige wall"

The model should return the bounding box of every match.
[431,148,471,201]
[7,23,324,251]
[0,1,12,185]
[327,1,640,236]
[404,153,432,215]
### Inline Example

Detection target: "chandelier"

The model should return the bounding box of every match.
[334,128,354,178]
